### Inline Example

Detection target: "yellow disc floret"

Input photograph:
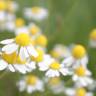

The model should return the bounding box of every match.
[0,1,6,10]
[35,35,48,47]
[76,88,86,96]
[75,66,86,76]
[31,49,44,62]
[90,29,96,40]
[49,77,61,85]
[32,7,41,14]
[2,52,17,64]
[15,33,31,46]
[15,18,25,27]
[30,25,40,35]
[50,61,60,70]
[26,75,37,85]
[72,45,86,59]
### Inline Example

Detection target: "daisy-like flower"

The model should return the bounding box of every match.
[35,34,48,47]
[46,77,65,94]
[65,87,93,96]
[28,48,50,70]
[17,75,44,93]
[7,1,19,13]
[50,44,71,60]
[89,29,96,48]
[0,52,34,74]
[62,44,88,68]
[0,33,38,60]
[72,65,93,87]
[38,56,71,77]
[28,23,41,36]
[24,7,48,21]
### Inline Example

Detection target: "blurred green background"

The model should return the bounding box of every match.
[0,0,96,96]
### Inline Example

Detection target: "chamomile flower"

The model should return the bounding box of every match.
[46,77,65,94]
[28,23,41,36]
[7,1,19,13]
[24,7,48,21]
[65,87,93,96]
[0,52,34,74]
[50,44,71,60]
[62,44,88,68]
[17,75,44,93]
[0,33,38,60]
[72,65,93,87]
[89,29,96,48]
[38,56,71,77]
[35,34,48,47]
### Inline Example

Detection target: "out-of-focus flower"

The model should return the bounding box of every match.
[89,29,96,48]
[50,44,71,60]
[0,52,34,74]
[62,44,88,68]
[65,87,93,96]
[0,33,38,60]
[46,77,65,94]
[17,75,44,93]
[72,65,93,87]
[35,34,48,47]
[38,56,71,77]
[24,7,48,21]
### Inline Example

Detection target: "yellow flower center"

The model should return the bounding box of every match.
[30,25,40,35]
[31,49,44,62]
[0,1,6,10]
[15,18,25,27]
[90,29,96,40]
[72,45,86,59]
[26,75,37,85]
[50,61,60,70]
[49,77,61,85]
[76,88,86,96]
[32,7,41,14]
[2,52,26,65]
[75,66,86,76]
[2,52,17,64]
[35,35,48,47]
[15,33,31,46]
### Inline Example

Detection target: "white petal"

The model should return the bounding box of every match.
[72,75,78,81]
[27,45,38,57]
[59,68,70,76]
[27,86,35,93]
[14,65,27,74]
[0,39,14,44]
[26,62,36,70]
[19,47,26,60]
[2,43,18,54]
[0,60,7,70]
[8,64,15,72]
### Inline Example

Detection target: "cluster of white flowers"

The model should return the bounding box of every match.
[0,0,96,95]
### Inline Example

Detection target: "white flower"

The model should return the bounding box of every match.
[65,87,93,96]
[50,44,71,59]
[0,52,35,74]
[72,65,93,87]
[17,75,44,93]
[38,56,71,77]
[46,77,65,94]
[24,7,48,21]
[0,33,38,60]
[89,29,96,48]
[62,44,88,68]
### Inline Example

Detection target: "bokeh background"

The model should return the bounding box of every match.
[0,0,96,96]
